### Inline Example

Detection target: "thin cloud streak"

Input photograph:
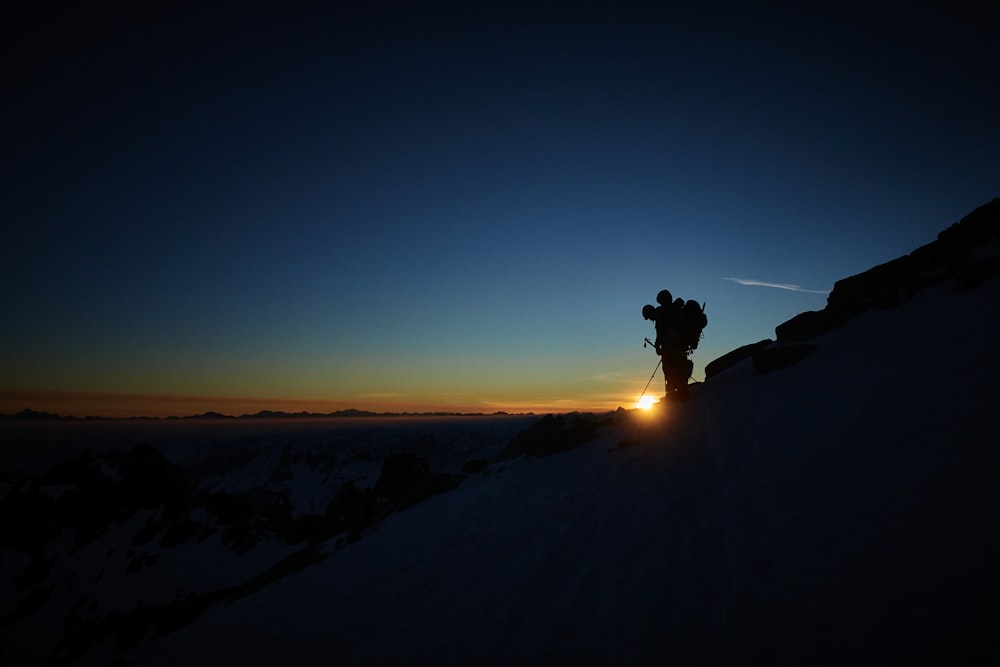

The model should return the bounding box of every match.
[723,277,830,294]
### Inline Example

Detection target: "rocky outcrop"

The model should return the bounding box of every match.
[373,453,464,510]
[708,199,1000,379]
[774,310,844,344]
[824,198,999,322]
[953,254,1000,288]
[496,414,600,460]
[705,339,773,379]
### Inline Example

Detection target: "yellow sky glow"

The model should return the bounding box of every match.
[0,390,625,419]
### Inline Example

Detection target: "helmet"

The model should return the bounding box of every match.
[642,304,656,320]
[656,289,672,305]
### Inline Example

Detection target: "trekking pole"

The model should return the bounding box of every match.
[637,358,662,407]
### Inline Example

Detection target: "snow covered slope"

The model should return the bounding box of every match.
[149,276,1000,663]
[3,259,999,666]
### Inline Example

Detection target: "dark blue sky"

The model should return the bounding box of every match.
[4,2,998,415]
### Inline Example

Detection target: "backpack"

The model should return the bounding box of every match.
[679,300,708,349]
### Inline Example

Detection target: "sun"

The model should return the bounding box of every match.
[636,395,656,410]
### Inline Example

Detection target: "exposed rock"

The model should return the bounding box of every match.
[322,484,381,543]
[775,310,845,343]
[374,453,464,510]
[953,255,1000,289]
[496,414,599,460]
[937,197,1000,253]
[462,458,490,473]
[827,254,916,316]
[705,339,773,379]
[826,198,999,317]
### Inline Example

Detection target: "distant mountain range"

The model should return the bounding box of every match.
[0,408,525,421]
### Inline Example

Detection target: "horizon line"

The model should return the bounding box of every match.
[1,406,548,422]
[0,389,623,420]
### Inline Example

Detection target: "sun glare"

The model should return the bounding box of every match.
[636,395,656,410]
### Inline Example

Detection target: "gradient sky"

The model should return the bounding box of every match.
[4,3,998,416]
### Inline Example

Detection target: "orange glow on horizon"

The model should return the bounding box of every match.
[0,390,627,419]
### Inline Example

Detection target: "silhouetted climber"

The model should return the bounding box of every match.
[643,289,707,400]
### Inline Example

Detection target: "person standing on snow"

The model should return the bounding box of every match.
[642,289,693,400]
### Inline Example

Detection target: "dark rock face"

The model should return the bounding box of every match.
[0,446,193,555]
[953,254,1000,288]
[938,198,1000,250]
[775,310,845,344]
[496,414,600,460]
[374,453,464,510]
[826,198,1000,318]
[827,254,917,315]
[462,458,490,473]
[705,339,773,379]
